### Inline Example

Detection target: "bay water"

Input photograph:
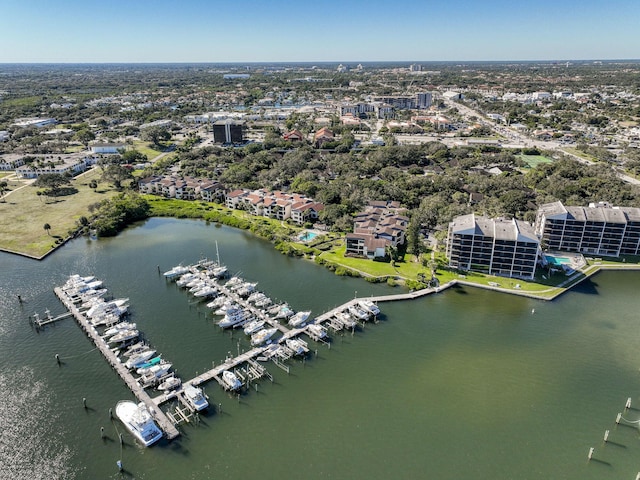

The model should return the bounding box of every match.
[1,217,639,479]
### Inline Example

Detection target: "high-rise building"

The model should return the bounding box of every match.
[213,119,244,144]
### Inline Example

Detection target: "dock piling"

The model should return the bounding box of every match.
[83,397,87,409]
[626,397,632,410]
[101,427,105,438]
[119,433,123,445]
[109,408,113,419]
[55,354,60,365]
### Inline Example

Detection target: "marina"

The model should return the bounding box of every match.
[5,217,640,479]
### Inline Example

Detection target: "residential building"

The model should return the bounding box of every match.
[314,127,334,147]
[416,92,433,109]
[225,189,323,225]
[139,119,172,130]
[535,201,640,256]
[138,175,223,201]
[446,214,540,279]
[283,130,304,142]
[0,154,25,171]
[11,117,57,128]
[14,153,97,179]
[345,201,408,259]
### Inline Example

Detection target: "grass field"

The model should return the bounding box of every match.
[517,154,553,168]
[0,168,118,258]
[319,246,428,280]
[561,147,597,162]
[132,140,166,161]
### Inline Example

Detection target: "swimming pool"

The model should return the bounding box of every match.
[299,231,318,242]
[545,255,571,265]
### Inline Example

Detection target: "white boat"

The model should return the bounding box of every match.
[163,265,189,279]
[122,342,148,357]
[274,305,294,319]
[115,400,163,447]
[335,311,357,329]
[176,272,198,287]
[255,296,272,308]
[108,329,139,344]
[237,282,258,297]
[103,322,137,337]
[247,291,263,303]
[157,375,181,391]
[210,265,228,278]
[214,302,240,316]
[206,296,227,309]
[218,310,250,328]
[225,276,243,288]
[86,298,129,318]
[188,280,208,293]
[137,362,172,377]
[251,327,278,346]
[183,384,208,411]
[307,324,328,340]
[286,338,309,356]
[222,370,242,391]
[359,299,380,316]
[348,305,370,321]
[243,319,265,335]
[268,303,285,315]
[90,312,122,327]
[288,310,311,327]
[193,285,217,298]
[124,349,157,369]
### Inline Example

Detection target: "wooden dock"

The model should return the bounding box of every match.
[54,287,180,441]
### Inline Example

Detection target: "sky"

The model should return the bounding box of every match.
[1,0,638,63]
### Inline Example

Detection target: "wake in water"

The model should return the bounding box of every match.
[0,367,76,480]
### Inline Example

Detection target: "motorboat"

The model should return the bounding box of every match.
[137,362,172,378]
[134,356,162,372]
[222,370,242,391]
[335,311,357,329]
[307,324,328,340]
[107,329,139,344]
[115,400,163,447]
[286,338,309,356]
[268,303,286,315]
[86,298,129,318]
[251,327,278,346]
[176,272,198,287]
[193,285,217,298]
[288,310,311,327]
[237,282,258,297]
[243,319,265,335]
[348,305,370,321]
[255,296,272,308]
[247,291,263,303]
[103,322,137,337]
[163,265,189,279]
[274,305,294,319]
[214,302,240,316]
[90,312,122,327]
[188,280,208,293]
[210,265,228,278]
[183,384,209,411]
[359,299,380,316]
[207,296,227,309]
[218,310,250,328]
[124,349,157,369]
[157,375,181,392]
[225,276,243,289]
[122,342,148,357]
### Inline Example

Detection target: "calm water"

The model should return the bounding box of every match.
[1,217,640,479]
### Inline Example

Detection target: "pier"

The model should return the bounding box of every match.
[54,287,180,441]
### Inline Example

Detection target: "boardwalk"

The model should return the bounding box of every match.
[54,287,180,441]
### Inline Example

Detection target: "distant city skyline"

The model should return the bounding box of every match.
[1,0,638,63]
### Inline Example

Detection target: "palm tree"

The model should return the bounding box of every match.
[0,181,7,202]
[44,223,51,236]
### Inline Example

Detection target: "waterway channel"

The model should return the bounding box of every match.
[1,217,640,479]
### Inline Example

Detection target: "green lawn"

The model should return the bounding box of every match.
[561,147,597,162]
[319,246,428,280]
[0,168,119,258]
[517,154,553,168]
[132,140,165,161]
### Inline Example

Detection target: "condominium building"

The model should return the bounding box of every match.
[213,119,244,144]
[535,201,640,256]
[447,214,540,279]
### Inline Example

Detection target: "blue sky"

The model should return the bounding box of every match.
[1,0,638,62]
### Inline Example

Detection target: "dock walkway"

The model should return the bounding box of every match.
[54,287,180,441]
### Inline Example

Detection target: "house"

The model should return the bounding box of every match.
[446,214,540,279]
[0,154,25,171]
[345,201,408,259]
[291,201,324,225]
[314,127,334,147]
[283,130,304,142]
[345,234,387,259]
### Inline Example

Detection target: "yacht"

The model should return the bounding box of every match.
[288,311,311,328]
[103,322,137,337]
[274,305,294,319]
[307,324,328,340]
[115,400,163,447]
[207,296,227,309]
[176,272,198,287]
[251,327,278,346]
[124,349,157,369]
[335,311,357,329]
[218,310,250,328]
[359,299,380,316]
[255,296,272,308]
[137,362,172,378]
[214,302,241,316]
[237,282,258,297]
[86,299,129,319]
[107,329,139,344]
[193,285,217,298]
[134,356,162,372]
[163,265,189,279]
[348,305,370,321]
[210,265,228,278]
[243,319,265,335]
[286,338,309,356]
[157,375,181,392]
[183,384,209,411]
[122,342,148,357]
[222,370,242,391]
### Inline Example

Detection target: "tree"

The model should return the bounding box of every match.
[120,149,148,164]
[75,128,95,147]
[141,126,171,147]
[102,164,133,190]
[33,173,71,196]
[43,223,51,236]
[89,179,98,191]
[0,180,7,201]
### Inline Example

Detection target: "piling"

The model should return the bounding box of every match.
[101,427,105,438]
[117,460,123,471]
[119,433,123,445]
[83,397,87,409]
[587,447,594,460]
[626,397,632,410]
[109,408,113,419]
[218,403,222,414]
[17,295,22,303]
[55,354,60,365]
